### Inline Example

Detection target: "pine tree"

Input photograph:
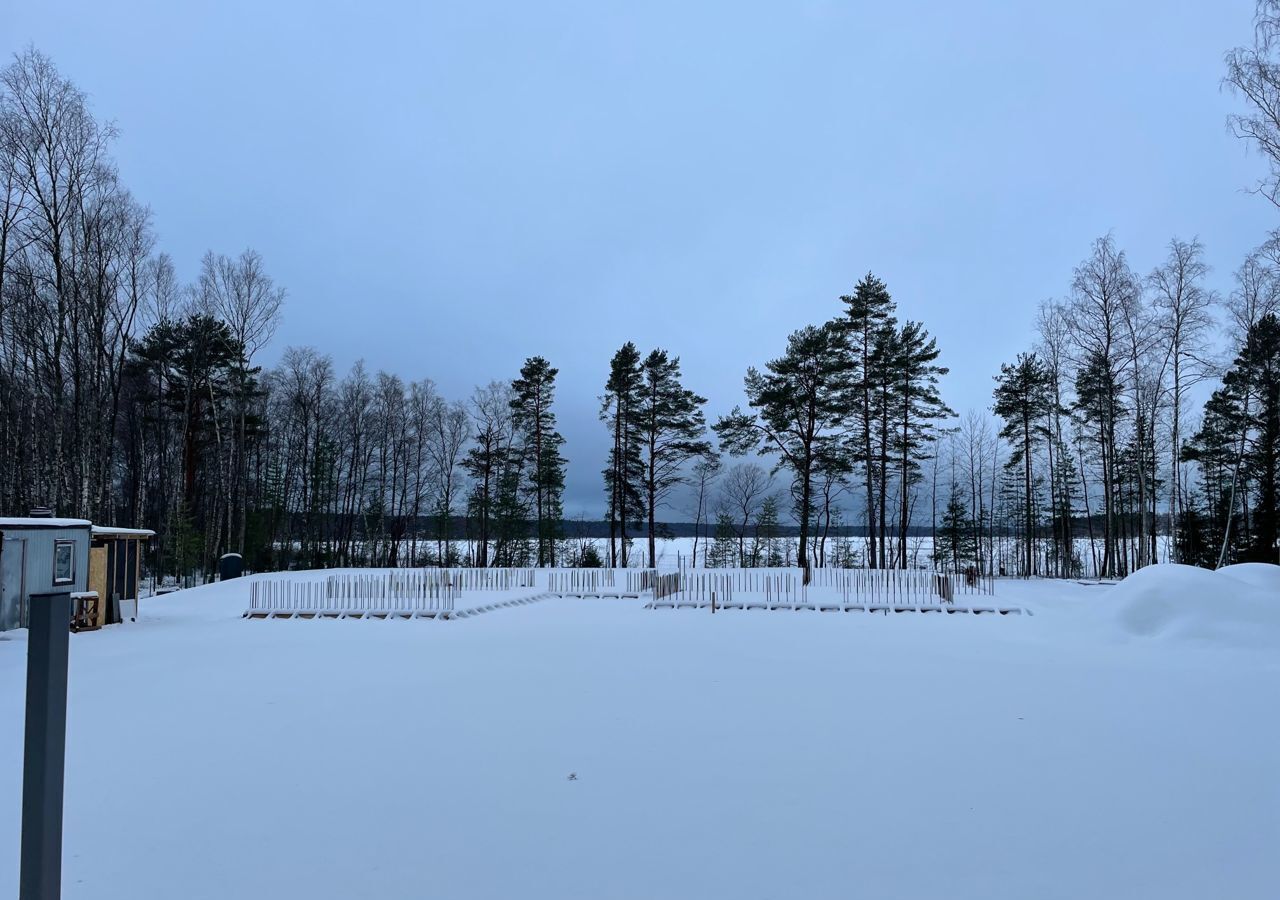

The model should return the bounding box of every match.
[934,486,976,573]
[1183,386,1244,565]
[708,511,738,568]
[872,326,902,566]
[841,274,898,569]
[127,313,251,572]
[1223,313,1280,562]
[491,450,533,567]
[753,495,783,567]
[1073,351,1126,576]
[578,543,604,568]
[715,321,853,583]
[511,356,566,566]
[1046,434,1081,576]
[993,352,1054,576]
[891,320,954,568]
[600,343,644,566]
[1175,501,1215,569]
[639,349,712,568]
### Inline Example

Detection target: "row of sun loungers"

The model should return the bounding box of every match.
[645,599,1025,615]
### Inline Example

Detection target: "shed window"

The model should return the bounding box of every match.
[53,540,76,585]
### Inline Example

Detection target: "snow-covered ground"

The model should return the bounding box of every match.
[1,567,1277,899]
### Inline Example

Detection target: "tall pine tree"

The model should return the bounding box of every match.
[511,356,566,567]
[639,349,712,568]
[600,343,644,566]
[715,321,852,583]
[992,352,1054,576]
[840,274,898,569]
[1073,351,1126,576]
[891,320,954,568]
[1223,313,1280,562]
[1183,387,1245,565]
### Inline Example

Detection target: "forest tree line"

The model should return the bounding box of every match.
[3,27,1280,580]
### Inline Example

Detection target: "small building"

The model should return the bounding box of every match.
[1,517,155,632]
[0,518,92,632]
[90,526,155,625]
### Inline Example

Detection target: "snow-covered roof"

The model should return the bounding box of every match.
[92,525,155,538]
[0,519,154,535]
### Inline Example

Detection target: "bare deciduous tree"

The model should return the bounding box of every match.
[1226,1,1280,206]
[719,462,771,567]
[685,454,721,568]
[1148,238,1217,559]
[1065,234,1143,577]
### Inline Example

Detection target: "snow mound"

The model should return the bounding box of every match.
[1110,563,1279,648]
[1215,562,1280,593]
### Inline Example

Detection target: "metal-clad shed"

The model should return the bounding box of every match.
[0,518,92,632]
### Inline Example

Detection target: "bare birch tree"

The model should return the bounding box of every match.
[1148,238,1217,560]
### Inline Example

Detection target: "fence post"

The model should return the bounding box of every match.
[20,591,72,900]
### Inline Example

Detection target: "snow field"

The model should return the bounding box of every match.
[0,568,1276,899]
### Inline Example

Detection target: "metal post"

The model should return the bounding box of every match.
[20,591,71,900]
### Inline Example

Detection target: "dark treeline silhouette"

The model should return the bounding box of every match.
[0,49,573,577]
[5,16,1280,581]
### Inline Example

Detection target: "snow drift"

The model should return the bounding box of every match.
[1110,563,1280,647]
[1216,562,1280,593]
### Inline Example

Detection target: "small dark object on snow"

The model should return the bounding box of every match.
[219,553,244,581]
[567,773,577,781]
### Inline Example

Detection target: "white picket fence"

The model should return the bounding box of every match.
[644,567,1015,613]
[242,565,1012,620]
[546,568,617,593]
[247,570,458,617]
[441,567,537,590]
[808,566,995,598]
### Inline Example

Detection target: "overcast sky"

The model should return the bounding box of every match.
[5,0,1276,516]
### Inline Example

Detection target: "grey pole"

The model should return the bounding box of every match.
[20,591,71,900]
